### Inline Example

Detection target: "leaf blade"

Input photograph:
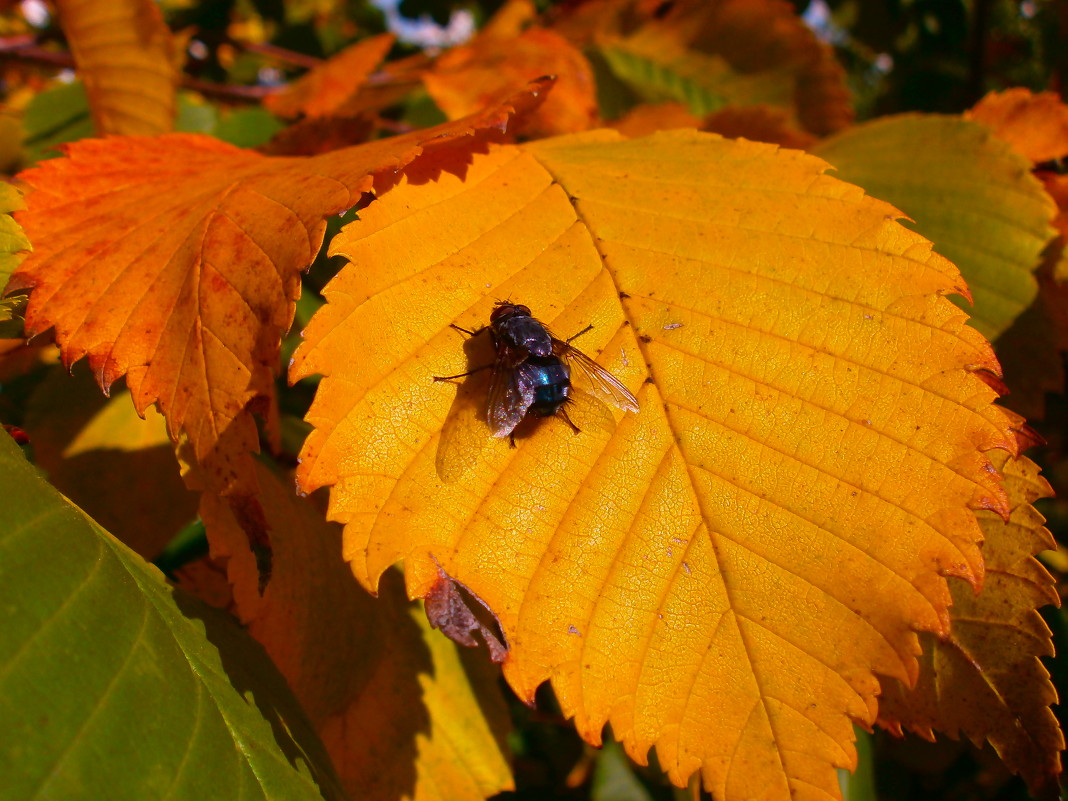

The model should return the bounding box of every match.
[294,129,1020,801]
[0,432,345,801]
[877,452,1063,799]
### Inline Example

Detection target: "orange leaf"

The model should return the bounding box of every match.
[264,33,396,120]
[292,129,1019,800]
[608,102,702,137]
[199,462,514,801]
[55,0,176,135]
[967,88,1068,165]
[7,80,551,497]
[703,104,817,149]
[425,7,598,137]
[877,452,1063,799]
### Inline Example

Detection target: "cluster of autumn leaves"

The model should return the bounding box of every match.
[1,0,1067,799]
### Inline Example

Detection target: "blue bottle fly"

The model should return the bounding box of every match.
[434,302,639,439]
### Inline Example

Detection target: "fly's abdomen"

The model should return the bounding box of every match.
[526,357,571,417]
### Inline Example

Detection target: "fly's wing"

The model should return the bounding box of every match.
[560,386,617,437]
[554,339,639,413]
[487,362,535,438]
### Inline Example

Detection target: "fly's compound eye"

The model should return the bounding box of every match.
[490,304,514,322]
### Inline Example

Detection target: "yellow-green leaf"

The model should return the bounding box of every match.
[292,129,1020,801]
[814,115,1058,342]
[0,180,29,292]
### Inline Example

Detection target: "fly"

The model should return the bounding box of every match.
[434,301,639,439]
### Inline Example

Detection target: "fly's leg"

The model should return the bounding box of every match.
[433,364,492,381]
[565,324,593,344]
[450,323,482,337]
[557,405,581,435]
[434,322,491,380]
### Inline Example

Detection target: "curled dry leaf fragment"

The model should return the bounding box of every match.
[425,563,509,664]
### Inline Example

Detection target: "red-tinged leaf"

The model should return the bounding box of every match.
[6,79,552,498]
[878,452,1063,799]
[703,104,818,149]
[994,260,1068,421]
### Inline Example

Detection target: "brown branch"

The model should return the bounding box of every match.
[237,40,322,69]
[0,35,283,105]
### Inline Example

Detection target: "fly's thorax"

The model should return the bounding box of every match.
[497,315,554,357]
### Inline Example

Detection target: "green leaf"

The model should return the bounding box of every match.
[22,81,95,164]
[0,433,347,801]
[592,739,655,801]
[213,108,285,148]
[176,93,219,134]
[598,44,726,116]
[814,115,1057,341]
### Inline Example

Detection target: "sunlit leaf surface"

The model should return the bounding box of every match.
[0,181,28,290]
[425,25,599,137]
[967,88,1068,164]
[292,129,1020,800]
[264,33,395,119]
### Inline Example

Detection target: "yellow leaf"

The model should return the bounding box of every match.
[23,365,196,559]
[7,81,551,498]
[292,129,1020,800]
[877,452,1063,799]
[0,180,29,291]
[199,462,513,801]
[55,0,177,136]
